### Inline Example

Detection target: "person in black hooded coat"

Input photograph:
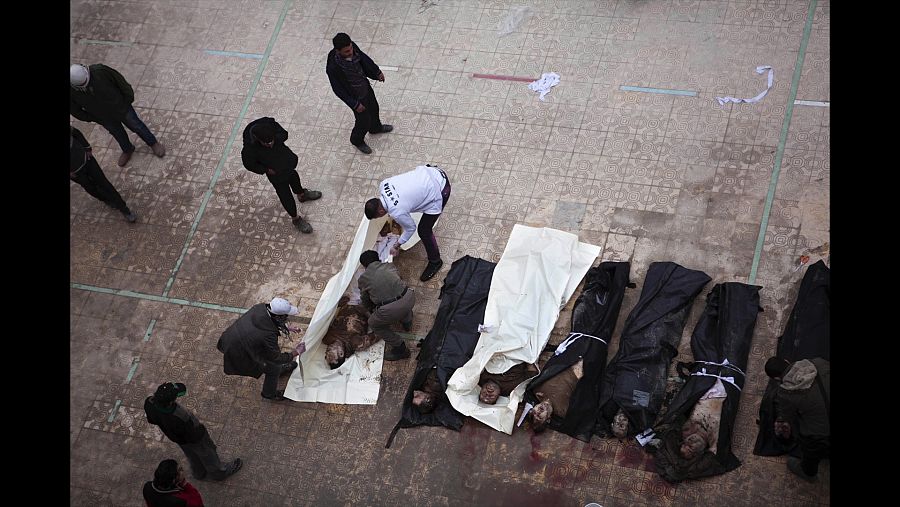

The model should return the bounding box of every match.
[241,117,322,233]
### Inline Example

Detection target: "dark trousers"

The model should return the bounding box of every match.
[261,360,290,397]
[418,174,451,262]
[369,289,416,347]
[71,157,130,213]
[799,435,830,476]
[350,88,383,146]
[267,170,306,218]
[179,433,232,480]
[101,105,158,153]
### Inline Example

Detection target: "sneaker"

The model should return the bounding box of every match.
[402,321,413,332]
[355,143,373,154]
[787,457,816,483]
[124,211,138,223]
[292,216,313,233]
[374,124,393,134]
[226,458,243,477]
[117,151,133,167]
[151,142,166,157]
[297,189,322,202]
[384,342,410,361]
[261,390,288,401]
[420,259,443,281]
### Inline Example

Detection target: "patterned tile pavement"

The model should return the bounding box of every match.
[70,0,829,505]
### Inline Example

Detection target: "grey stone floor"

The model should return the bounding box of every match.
[70,1,829,505]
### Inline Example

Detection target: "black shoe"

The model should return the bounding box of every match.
[374,124,393,134]
[297,189,322,202]
[261,390,288,401]
[280,361,298,376]
[384,342,410,361]
[226,458,243,477]
[292,216,313,233]
[787,457,816,483]
[355,143,373,154]
[124,211,138,223]
[420,259,443,281]
[402,321,412,332]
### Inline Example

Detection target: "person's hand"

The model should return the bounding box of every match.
[293,341,306,357]
[377,72,385,82]
[176,476,187,488]
[266,168,276,176]
[85,148,92,159]
[70,172,77,179]
[355,103,366,113]
[390,244,400,256]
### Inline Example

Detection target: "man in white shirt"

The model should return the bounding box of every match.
[364,164,452,281]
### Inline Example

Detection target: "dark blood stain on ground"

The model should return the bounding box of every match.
[485,481,574,507]
[617,441,650,471]
[523,433,544,473]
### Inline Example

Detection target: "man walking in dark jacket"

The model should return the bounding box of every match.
[765,356,830,482]
[326,33,393,154]
[70,63,165,167]
[217,297,304,401]
[70,126,137,223]
[241,117,322,233]
[143,382,242,481]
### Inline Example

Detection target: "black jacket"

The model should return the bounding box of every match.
[240,117,299,182]
[70,126,92,173]
[217,304,293,378]
[325,42,381,110]
[143,397,208,445]
[70,64,135,124]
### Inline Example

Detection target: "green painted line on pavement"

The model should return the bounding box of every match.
[70,283,312,324]
[107,399,122,423]
[143,319,157,342]
[748,0,818,284]
[161,0,295,297]
[125,357,140,383]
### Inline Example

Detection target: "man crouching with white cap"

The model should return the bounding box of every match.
[216,297,305,401]
[70,63,165,167]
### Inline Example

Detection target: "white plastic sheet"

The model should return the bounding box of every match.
[716,65,774,105]
[284,213,422,404]
[445,225,601,433]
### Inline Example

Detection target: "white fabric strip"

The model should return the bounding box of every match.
[554,332,607,356]
[516,402,534,427]
[716,65,774,105]
[694,358,746,378]
[691,368,742,392]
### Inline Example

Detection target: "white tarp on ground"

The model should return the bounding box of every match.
[445,225,601,433]
[284,213,422,404]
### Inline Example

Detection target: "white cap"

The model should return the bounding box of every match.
[269,297,299,316]
[70,64,90,87]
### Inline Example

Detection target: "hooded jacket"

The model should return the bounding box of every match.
[775,358,830,438]
[216,304,293,378]
[70,64,135,124]
[143,398,208,445]
[240,117,299,182]
[325,42,382,110]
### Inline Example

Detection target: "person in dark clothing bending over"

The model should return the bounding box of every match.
[142,459,205,507]
[70,63,165,167]
[765,356,830,482]
[241,117,322,233]
[326,32,393,154]
[216,297,304,401]
[70,126,137,223]
[144,382,242,482]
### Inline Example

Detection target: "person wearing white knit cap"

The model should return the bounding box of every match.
[70,63,166,167]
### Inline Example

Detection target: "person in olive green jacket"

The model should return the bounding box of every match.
[70,63,166,167]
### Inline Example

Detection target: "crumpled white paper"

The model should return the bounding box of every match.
[716,65,774,105]
[528,72,560,101]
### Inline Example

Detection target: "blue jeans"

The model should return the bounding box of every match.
[101,105,158,153]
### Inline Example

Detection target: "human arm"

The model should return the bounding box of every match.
[175,482,205,507]
[271,119,289,143]
[326,64,361,110]
[358,272,375,311]
[71,127,91,152]
[392,212,418,245]
[261,333,294,363]
[240,146,269,175]
[356,44,382,81]
[104,65,135,104]
[70,96,98,122]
